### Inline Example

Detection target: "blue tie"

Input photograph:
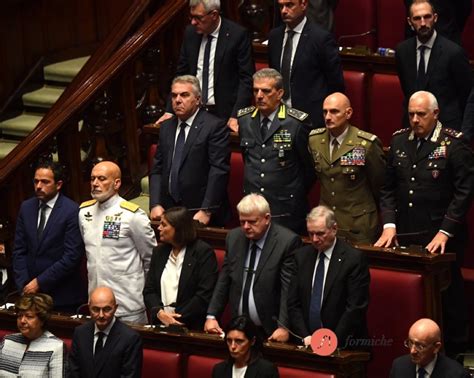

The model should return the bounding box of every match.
[417,367,426,378]
[309,252,326,332]
[169,123,187,202]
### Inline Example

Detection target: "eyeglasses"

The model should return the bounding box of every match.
[189,10,215,22]
[90,306,114,315]
[404,339,436,352]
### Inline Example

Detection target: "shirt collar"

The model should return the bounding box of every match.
[94,316,116,336]
[98,193,120,210]
[40,192,60,209]
[416,29,437,49]
[285,16,306,34]
[252,223,271,251]
[329,127,349,146]
[180,108,200,126]
[261,108,278,124]
[417,353,437,376]
[320,237,337,260]
[208,16,221,38]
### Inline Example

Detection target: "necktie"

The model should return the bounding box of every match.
[416,45,427,90]
[417,137,425,152]
[201,35,214,105]
[242,243,258,317]
[281,30,295,101]
[417,367,426,378]
[169,123,187,202]
[309,252,326,332]
[95,332,105,357]
[260,117,270,140]
[37,202,47,240]
[331,138,339,160]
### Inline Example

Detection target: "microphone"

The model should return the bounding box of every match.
[338,29,376,45]
[272,316,305,344]
[0,290,19,310]
[73,303,90,319]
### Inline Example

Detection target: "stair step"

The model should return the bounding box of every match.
[0,139,19,159]
[0,113,43,137]
[22,86,65,108]
[44,56,90,83]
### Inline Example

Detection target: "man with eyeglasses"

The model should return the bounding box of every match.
[68,286,143,378]
[396,0,471,130]
[205,193,302,342]
[155,0,254,133]
[287,205,370,348]
[390,318,468,377]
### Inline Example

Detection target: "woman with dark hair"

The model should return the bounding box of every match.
[213,315,279,378]
[143,207,218,329]
[0,293,66,377]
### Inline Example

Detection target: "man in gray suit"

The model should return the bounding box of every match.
[204,193,301,341]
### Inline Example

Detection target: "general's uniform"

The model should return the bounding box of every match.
[380,122,474,355]
[79,194,157,319]
[308,125,386,243]
[237,104,315,233]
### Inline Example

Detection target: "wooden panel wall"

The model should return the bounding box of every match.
[0,0,135,106]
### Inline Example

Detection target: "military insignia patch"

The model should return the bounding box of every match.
[428,146,447,160]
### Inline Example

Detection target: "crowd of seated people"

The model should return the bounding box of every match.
[3,0,474,376]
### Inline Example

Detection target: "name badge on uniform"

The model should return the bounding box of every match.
[103,215,121,239]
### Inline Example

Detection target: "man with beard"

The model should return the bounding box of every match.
[395,0,472,130]
[12,160,86,312]
[79,161,157,324]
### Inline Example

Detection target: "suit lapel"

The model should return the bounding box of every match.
[273,27,286,70]
[317,129,331,164]
[180,110,205,167]
[38,194,63,248]
[177,245,197,303]
[291,23,310,77]
[264,114,282,144]
[214,20,229,85]
[407,38,418,90]
[189,29,203,75]
[244,362,260,378]
[235,234,250,294]
[254,225,277,284]
[303,248,319,310]
[322,239,345,303]
[425,37,441,86]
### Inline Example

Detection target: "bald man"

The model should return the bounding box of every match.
[79,161,157,324]
[69,287,143,378]
[308,93,386,244]
[390,318,468,378]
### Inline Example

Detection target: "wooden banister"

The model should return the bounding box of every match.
[0,0,186,182]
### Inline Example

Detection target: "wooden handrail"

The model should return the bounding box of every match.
[0,0,186,181]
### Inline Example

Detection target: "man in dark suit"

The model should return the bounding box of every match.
[12,160,86,312]
[375,91,474,357]
[238,68,315,234]
[204,194,301,342]
[149,75,230,225]
[404,0,472,46]
[390,318,469,378]
[396,0,472,130]
[156,0,254,132]
[288,205,370,348]
[68,286,142,378]
[268,0,344,129]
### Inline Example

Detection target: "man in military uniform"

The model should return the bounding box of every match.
[79,161,157,324]
[308,92,386,244]
[237,68,315,234]
[375,91,474,357]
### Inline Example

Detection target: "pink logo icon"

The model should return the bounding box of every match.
[311,328,338,356]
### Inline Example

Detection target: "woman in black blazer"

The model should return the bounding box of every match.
[213,316,279,378]
[143,207,217,330]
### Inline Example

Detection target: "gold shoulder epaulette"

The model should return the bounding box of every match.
[79,199,97,209]
[443,128,463,139]
[287,107,309,122]
[357,130,377,141]
[237,106,255,117]
[309,128,326,136]
[392,128,410,136]
[120,201,140,213]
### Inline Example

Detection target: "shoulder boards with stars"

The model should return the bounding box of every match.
[237,106,255,118]
[357,130,377,142]
[120,201,140,213]
[287,107,309,121]
[392,128,410,136]
[309,128,326,136]
[79,199,97,208]
[442,128,463,139]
